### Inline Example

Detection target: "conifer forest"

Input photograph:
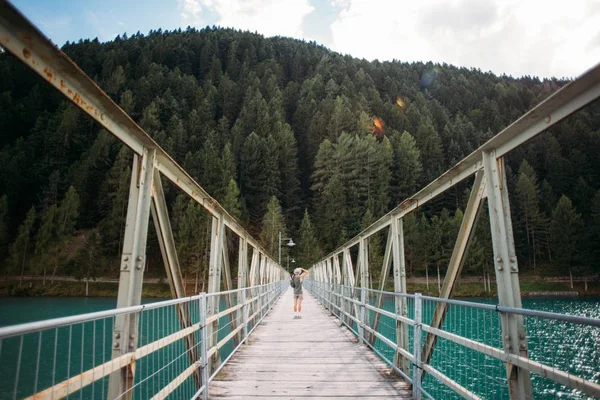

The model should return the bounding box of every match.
[0,27,599,287]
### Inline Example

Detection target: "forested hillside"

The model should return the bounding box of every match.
[0,27,598,286]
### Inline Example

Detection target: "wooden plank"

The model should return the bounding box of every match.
[209,289,411,399]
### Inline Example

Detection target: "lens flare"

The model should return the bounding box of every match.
[372,117,384,138]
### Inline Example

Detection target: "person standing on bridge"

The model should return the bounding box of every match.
[292,267,308,319]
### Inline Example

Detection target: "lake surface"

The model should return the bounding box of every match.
[0,296,598,399]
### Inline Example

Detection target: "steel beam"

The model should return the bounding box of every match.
[238,237,249,343]
[483,152,532,399]
[108,149,155,399]
[369,226,393,345]
[220,229,239,347]
[392,217,410,375]
[421,170,486,372]
[150,169,201,388]
[207,215,225,373]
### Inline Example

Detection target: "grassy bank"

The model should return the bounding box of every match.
[401,280,600,297]
[0,280,172,298]
[1,277,599,299]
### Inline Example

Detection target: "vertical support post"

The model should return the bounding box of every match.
[412,293,423,400]
[360,287,366,345]
[238,236,249,344]
[207,214,225,373]
[359,238,370,337]
[240,288,248,344]
[371,225,393,344]
[483,151,532,399]
[421,170,485,370]
[108,149,155,400]
[150,169,201,387]
[393,217,410,376]
[199,293,209,400]
[333,255,342,319]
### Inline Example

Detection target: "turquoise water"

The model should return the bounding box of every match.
[0,296,244,400]
[0,296,598,399]
[363,296,600,400]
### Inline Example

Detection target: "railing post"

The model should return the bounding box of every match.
[241,288,248,344]
[199,293,209,400]
[483,152,533,399]
[359,287,366,345]
[412,293,423,400]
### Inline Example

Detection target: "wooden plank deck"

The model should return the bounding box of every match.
[209,288,412,399]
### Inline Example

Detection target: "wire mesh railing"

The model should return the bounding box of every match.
[0,281,285,400]
[304,280,600,400]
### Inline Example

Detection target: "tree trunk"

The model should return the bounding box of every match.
[569,270,573,289]
[436,264,441,294]
[43,267,46,286]
[425,263,429,290]
[51,250,60,283]
[532,230,537,272]
[86,279,89,297]
[195,268,199,294]
[19,237,29,288]
[483,270,487,292]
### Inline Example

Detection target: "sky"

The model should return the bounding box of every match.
[11,0,600,79]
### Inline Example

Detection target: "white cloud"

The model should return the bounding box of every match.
[330,0,600,78]
[200,0,315,39]
[179,0,203,26]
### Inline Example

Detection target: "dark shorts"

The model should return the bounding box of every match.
[294,294,303,300]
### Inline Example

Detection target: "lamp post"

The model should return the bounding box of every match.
[278,232,295,266]
[287,257,295,272]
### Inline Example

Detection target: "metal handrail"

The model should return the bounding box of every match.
[305,280,600,400]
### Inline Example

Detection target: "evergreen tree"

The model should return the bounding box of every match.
[240,132,277,230]
[296,209,319,269]
[51,186,80,279]
[0,195,8,260]
[9,207,36,285]
[222,179,242,220]
[259,196,286,258]
[550,195,583,274]
[414,116,444,183]
[390,131,422,205]
[514,160,548,270]
[74,229,102,282]
[98,147,132,257]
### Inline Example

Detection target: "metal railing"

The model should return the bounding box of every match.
[0,281,286,400]
[305,280,600,400]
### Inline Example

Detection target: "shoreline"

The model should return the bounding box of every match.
[1,276,598,299]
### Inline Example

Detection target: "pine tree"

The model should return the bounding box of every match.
[51,186,80,280]
[240,132,276,230]
[390,131,422,205]
[98,147,132,258]
[75,229,102,283]
[551,195,583,274]
[414,116,444,183]
[296,209,319,270]
[10,207,36,286]
[514,160,548,270]
[222,179,242,220]
[34,204,57,284]
[259,196,287,258]
[0,195,8,261]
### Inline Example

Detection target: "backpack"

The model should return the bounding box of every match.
[290,276,296,288]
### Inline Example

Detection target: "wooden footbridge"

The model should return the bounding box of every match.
[209,289,411,399]
[0,1,599,399]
